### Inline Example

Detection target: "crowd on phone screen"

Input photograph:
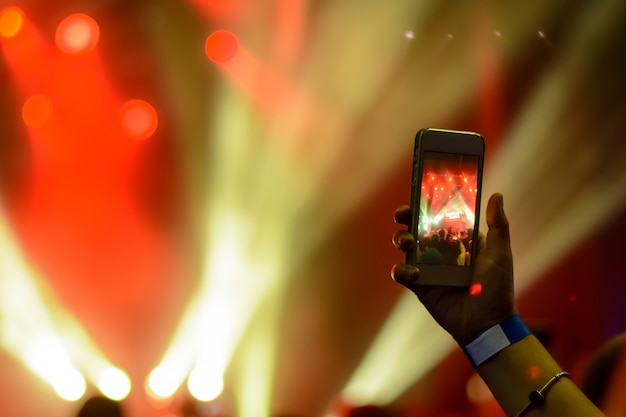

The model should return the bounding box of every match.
[418,227,473,266]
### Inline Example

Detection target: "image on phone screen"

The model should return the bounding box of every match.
[417,151,480,267]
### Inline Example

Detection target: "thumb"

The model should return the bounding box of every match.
[485,193,511,254]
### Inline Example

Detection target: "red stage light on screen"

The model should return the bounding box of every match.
[0,7,24,38]
[205,30,239,63]
[55,13,100,54]
[22,94,53,127]
[118,99,158,140]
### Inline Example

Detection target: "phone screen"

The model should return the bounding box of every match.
[417,151,480,266]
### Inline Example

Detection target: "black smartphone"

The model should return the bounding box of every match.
[407,128,485,286]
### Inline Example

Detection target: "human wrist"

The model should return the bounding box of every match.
[453,308,518,347]
[462,315,531,368]
[476,336,574,416]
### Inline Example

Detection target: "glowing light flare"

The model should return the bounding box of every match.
[0,6,24,38]
[146,366,182,399]
[187,368,224,402]
[22,94,53,127]
[0,216,124,403]
[53,368,87,401]
[0,221,87,402]
[23,334,85,398]
[97,367,131,401]
[118,99,158,140]
[149,205,287,408]
[55,13,100,54]
[205,30,239,63]
[17,332,87,401]
[469,283,482,296]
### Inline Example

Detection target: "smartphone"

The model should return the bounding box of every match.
[407,128,485,286]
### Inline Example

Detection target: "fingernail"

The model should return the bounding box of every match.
[391,264,419,285]
[498,194,505,215]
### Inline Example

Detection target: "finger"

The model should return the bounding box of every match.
[475,231,487,254]
[391,263,420,288]
[393,205,411,225]
[485,193,511,254]
[392,230,415,251]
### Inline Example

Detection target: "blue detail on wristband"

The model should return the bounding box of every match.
[463,315,532,368]
[500,315,531,344]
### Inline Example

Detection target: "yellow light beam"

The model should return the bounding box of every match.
[341,295,453,406]
[0,205,128,401]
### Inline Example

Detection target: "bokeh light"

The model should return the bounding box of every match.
[97,367,131,401]
[22,94,53,127]
[52,368,87,402]
[187,368,224,402]
[0,7,24,38]
[55,13,100,54]
[146,366,180,399]
[205,30,239,63]
[118,99,158,140]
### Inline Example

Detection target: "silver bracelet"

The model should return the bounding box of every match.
[515,371,570,417]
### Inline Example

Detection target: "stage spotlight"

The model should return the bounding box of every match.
[20,334,87,401]
[0,6,24,38]
[0,213,127,403]
[187,368,224,402]
[0,224,87,402]
[146,365,186,400]
[55,13,99,54]
[53,367,87,401]
[97,367,131,401]
[149,204,284,404]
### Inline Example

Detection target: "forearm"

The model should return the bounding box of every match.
[476,335,604,417]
